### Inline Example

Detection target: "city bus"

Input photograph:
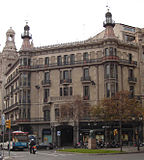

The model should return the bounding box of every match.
[0,131,28,150]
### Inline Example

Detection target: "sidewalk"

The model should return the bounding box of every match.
[3,157,13,160]
[105,146,144,153]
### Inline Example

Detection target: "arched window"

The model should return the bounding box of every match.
[44,110,50,121]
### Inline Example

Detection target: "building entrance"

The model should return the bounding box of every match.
[56,125,73,146]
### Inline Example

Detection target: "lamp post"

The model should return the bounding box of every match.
[137,116,143,151]
[132,117,136,146]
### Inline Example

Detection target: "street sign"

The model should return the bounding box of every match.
[1,114,5,126]
[57,131,61,136]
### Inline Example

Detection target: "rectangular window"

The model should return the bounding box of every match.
[44,89,49,100]
[105,48,109,56]
[124,27,135,32]
[124,35,135,42]
[64,87,68,96]
[23,58,27,66]
[114,48,117,56]
[83,86,89,99]
[45,57,49,65]
[130,86,134,96]
[83,52,89,62]
[57,56,62,66]
[129,54,132,63]
[70,54,75,64]
[109,47,113,56]
[70,87,73,96]
[83,68,89,80]
[23,73,27,86]
[129,69,133,78]
[60,88,62,96]
[23,90,26,103]
[64,55,68,65]
[28,73,31,86]
[63,70,69,80]
[28,59,31,66]
[44,110,50,121]
[55,108,59,120]
[27,90,30,103]
[44,72,50,81]
[106,83,110,97]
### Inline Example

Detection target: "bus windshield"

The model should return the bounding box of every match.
[13,135,28,142]
[12,131,28,142]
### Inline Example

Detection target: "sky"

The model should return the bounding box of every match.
[0,0,144,51]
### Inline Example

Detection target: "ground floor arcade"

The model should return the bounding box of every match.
[11,120,144,147]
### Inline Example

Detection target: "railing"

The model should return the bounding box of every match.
[24,56,137,70]
[3,102,19,112]
[50,96,74,102]
[81,76,91,82]
[104,74,118,80]
[128,77,137,83]
[13,118,50,124]
[83,96,90,100]
[41,80,51,85]
[60,79,72,84]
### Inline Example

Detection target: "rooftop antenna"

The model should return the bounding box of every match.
[25,19,29,25]
[106,0,110,12]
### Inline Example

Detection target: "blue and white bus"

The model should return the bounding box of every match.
[0,131,28,150]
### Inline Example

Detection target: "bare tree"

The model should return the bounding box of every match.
[91,90,144,151]
[59,95,90,123]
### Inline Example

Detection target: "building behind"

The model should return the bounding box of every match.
[2,10,144,146]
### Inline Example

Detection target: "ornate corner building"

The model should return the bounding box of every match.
[2,10,144,146]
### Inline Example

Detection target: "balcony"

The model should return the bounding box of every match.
[50,96,74,102]
[3,102,19,113]
[102,56,119,62]
[81,76,91,84]
[41,80,51,86]
[128,77,137,84]
[104,74,118,80]
[43,98,51,104]
[19,65,31,70]
[28,56,137,70]
[13,118,50,125]
[60,79,72,85]
[83,96,90,100]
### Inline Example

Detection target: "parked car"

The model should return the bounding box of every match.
[37,143,53,150]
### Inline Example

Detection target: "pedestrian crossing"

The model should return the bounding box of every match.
[38,151,73,157]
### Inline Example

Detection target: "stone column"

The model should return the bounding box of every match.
[73,125,79,145]
[52,126,57,146]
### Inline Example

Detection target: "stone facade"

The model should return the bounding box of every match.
[2,11,144,146]
[0,27,18,125]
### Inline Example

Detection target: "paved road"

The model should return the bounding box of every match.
[2,150,144,160]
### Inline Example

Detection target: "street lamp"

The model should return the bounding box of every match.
[137,116,143,151]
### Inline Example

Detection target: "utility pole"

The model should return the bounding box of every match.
[5,120,11,157]
[1,114,5,158]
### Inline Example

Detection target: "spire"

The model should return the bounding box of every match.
[20,22,33,50]
[103,8,116,38]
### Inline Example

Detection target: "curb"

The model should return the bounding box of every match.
[3,157,14,160]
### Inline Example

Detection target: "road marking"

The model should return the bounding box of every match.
[37,152,72,157]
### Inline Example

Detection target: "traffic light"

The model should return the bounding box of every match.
[5,120,11,129]
[114,129,118,136]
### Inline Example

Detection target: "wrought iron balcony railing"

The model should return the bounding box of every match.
[41,80,51,86]
[128,77,137,83]
[60,79,72,84]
